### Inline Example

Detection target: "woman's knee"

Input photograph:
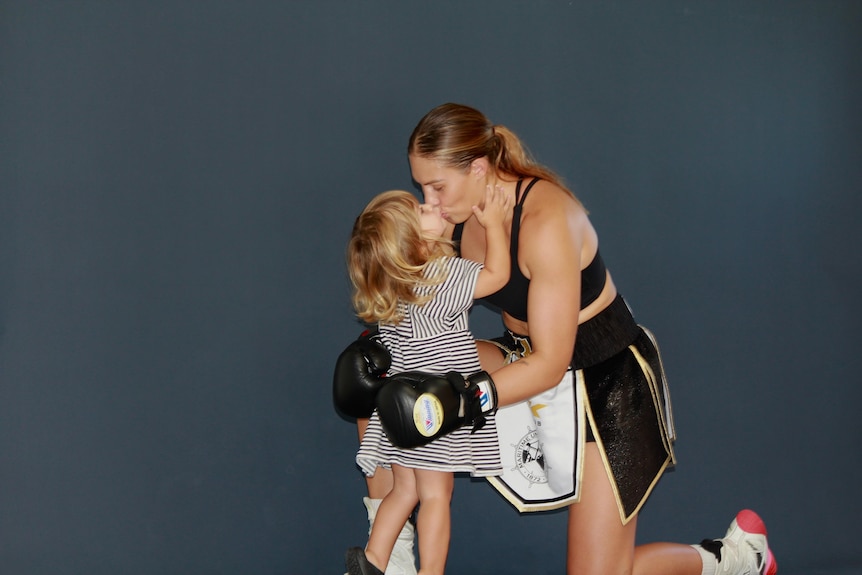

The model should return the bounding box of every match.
[476,339,507,372]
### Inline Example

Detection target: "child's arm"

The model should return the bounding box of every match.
[472,185,512,299]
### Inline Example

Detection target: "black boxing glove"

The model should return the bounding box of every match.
[450,370,499,433]
[332,329,391,418]
[375,370,498,448]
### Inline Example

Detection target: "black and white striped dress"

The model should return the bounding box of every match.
[356,256,502,477]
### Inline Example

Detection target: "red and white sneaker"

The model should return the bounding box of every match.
[694,509,778,575]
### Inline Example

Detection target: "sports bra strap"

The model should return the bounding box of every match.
[511,178,539,258]
[514,177,540,207]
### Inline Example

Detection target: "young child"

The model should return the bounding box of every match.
[344,187,511,575]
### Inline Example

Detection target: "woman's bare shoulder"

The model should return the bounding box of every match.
[520,179,598,264]
[522,179,589,225]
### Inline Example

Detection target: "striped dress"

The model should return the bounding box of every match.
[356,256,502,477]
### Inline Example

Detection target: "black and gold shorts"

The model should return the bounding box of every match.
[482,297,676,524]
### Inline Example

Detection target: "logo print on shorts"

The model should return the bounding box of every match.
[512,428,547,485]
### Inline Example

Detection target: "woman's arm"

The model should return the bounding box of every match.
[491,185,586,406]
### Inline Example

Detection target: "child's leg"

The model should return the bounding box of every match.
[358,418,395,499]
[413,468,454,575]
[365,464,420,571]
[356,419,417,575]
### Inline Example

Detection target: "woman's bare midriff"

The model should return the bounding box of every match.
[501,270,618,337]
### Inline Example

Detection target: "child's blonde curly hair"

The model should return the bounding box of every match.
[347,190,454,325]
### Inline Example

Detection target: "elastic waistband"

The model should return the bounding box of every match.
[571,294,641,370]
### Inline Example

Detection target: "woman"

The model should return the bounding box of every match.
[337,103,777,575]
[412,101,778,575]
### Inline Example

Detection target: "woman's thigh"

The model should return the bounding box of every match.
[476,339,507,372]
[567,444,637,575]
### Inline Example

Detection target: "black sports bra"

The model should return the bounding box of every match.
[454,178,607,322]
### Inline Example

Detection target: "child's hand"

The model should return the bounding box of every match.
[472,185,512,228]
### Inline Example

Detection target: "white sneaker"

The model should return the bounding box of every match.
[695,509,777,575]
[363,497,417,575]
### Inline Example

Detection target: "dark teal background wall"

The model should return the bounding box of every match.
[1,2,860,574]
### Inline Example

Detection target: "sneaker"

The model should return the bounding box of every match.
[345,547,384,575]
[698,509,777,575]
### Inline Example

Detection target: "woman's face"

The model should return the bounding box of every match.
[409,155,483,225]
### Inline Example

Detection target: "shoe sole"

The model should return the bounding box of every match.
[735,509,778,575]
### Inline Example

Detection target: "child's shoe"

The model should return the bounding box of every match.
[345,547,384,575]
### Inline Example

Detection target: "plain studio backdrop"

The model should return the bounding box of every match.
[1,2,860,574]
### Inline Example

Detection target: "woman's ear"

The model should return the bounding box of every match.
[470,157,489,178]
